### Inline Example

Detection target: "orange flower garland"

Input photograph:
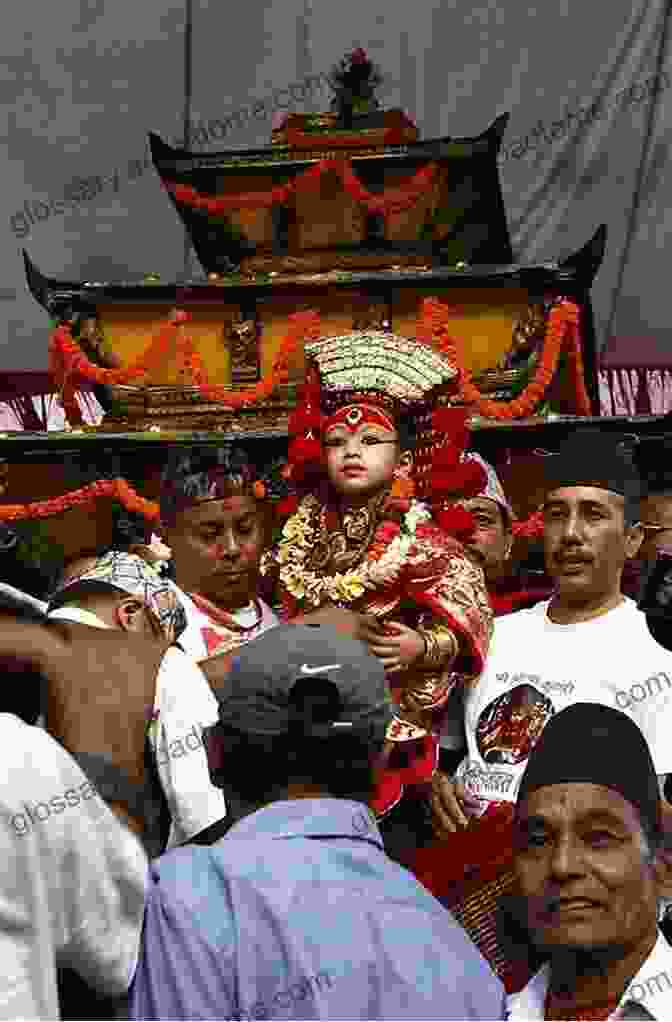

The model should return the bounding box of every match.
[170,309,321,407]
[0,478,159,523]
[49,318,181,388]
[0,473,547,536]
[49,310,322,422]
[167,159,437,219]
[419,297,591,420]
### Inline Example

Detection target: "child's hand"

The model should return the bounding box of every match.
[365,622,426,674]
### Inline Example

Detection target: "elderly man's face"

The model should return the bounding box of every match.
[514,782,659,956]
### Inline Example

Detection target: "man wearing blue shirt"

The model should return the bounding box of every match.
[129,623,506,1020]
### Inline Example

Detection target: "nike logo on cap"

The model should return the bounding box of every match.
[300,663,342,675]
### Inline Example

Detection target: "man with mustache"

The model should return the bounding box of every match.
[508,702,672,1019]
[430,430,672,838]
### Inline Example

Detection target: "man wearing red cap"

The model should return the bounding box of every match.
[262,326,493,840]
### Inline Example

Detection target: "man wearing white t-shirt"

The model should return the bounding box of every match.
[0,590,154,1019]
[0,713,147,1021]
[431,431,672,835]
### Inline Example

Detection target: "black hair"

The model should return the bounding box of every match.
[0,661,43,725]
[209,677,380,805]
[397,418,417,453]
[160,446,258,527]
[210,726,377,805]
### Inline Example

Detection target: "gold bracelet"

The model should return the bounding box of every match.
[419,627,458,670]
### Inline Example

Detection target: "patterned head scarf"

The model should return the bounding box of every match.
[463,452,515,524]
[48,550,186,643]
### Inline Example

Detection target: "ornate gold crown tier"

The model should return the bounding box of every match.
[305,330,458,405]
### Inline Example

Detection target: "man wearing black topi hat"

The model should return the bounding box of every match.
[508,702,672,1019]
[431,430,672,839]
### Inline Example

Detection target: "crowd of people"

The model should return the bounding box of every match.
[3,328,672,1019]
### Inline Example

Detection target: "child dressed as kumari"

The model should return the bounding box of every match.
[262,318,493,825]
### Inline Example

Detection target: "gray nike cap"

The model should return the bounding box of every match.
[215,623,394,743]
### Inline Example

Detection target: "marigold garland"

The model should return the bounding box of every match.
[0,478,159,522]
[0,468,546,538]
[172,309,321,407]
[166,158,437,219]
[261,494,433,610]
[49,319,179,388]
[49,310,322,421]
[419,297,591,419]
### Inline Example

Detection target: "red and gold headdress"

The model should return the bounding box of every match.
[287,326,487,536]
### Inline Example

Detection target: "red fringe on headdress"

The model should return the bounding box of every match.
[287,405,323,435]
[432,405,470,447]
[287,370,324,480]
[435,505,477,541]
[275,495,300,518]
[432,460,488,500]
[287,435,323,474]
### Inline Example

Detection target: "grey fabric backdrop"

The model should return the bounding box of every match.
[2,0,670,370]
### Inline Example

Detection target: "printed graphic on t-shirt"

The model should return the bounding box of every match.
[476,684,555,766]
[456,682,557,804]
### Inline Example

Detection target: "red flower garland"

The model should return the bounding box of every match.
[49,319,179,388]
[420,297,591,419]
[0,472,548,539]
[175,309,321,407]
[166,159,437,219]
[49,310,322,423]
[0,478,159,522]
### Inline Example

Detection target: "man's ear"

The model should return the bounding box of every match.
[114,598,148,634]
[625,522,644,560]
[396,450,414,480]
